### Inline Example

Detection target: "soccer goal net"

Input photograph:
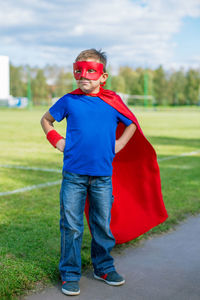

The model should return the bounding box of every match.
[118,93,155,106]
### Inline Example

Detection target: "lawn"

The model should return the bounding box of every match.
[0,106,200,299]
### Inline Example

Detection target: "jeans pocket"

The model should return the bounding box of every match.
[63,170,77,180]
[112,195,114,204]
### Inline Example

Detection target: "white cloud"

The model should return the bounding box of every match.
[0,0,200,69]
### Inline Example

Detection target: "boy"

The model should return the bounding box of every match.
[41,49,168,296]
[41,49,137,296]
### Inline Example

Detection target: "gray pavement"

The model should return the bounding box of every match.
[24,215,200,300]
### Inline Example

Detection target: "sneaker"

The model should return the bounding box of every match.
[94,271,125,286]
[61,281,80,296]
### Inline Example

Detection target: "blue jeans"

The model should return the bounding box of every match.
[59,171,116,282]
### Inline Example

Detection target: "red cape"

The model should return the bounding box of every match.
[70,88,168,244]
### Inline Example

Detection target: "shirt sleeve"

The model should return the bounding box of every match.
[116,111,133,126]
[49,95,68,122]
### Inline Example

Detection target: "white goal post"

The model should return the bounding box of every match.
[118,93,155,106]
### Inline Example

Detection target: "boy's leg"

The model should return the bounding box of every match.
[88,176,116,276]
[59,171,88,282]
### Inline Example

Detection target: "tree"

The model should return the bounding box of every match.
[185,69,199,105]
[10,64,27,97]
[167,69,186,105]
[9,63,200,107]
[55,70,73,97]
[153,66,167,105]
[118,67,143,95]
[111,75,126,93]
[31,69,49,105]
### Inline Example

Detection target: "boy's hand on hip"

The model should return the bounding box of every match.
[115,123,136,154]
[115,140,124,154]
[56,138,66,152]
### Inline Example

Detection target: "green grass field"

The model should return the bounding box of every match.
[0,106,200,299]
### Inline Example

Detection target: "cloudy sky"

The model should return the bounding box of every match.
[0,0,200,70]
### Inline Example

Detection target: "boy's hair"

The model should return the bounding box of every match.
[75,49,107,72]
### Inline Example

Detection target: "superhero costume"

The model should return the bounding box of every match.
[70,87,168,244]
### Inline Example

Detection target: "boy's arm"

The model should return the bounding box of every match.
[115,123,136,154]
[40,111,65,152]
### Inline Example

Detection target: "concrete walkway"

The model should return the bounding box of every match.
[24,215,200,300]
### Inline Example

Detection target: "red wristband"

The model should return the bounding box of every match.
[46,129,64,148]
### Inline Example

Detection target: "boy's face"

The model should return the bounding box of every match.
[73,59,108,94]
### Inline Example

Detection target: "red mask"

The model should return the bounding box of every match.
[73,61,104,80]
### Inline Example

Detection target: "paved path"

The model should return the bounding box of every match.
[24,215,200,300]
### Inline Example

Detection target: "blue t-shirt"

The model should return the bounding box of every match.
[49,93,132,176]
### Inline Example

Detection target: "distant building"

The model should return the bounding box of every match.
[0,55,10,105]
